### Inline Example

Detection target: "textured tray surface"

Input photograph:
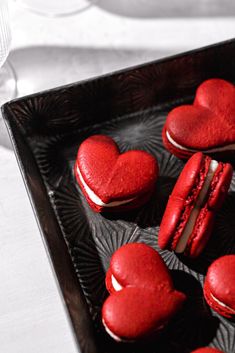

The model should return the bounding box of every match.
[3,39,235,353]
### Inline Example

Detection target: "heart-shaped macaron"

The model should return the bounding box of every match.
[162,79,235,159]
[204,255,235,319]
[75,135,158,212]
[102,243,186,341]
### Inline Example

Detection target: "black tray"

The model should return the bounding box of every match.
[3,39,235,353]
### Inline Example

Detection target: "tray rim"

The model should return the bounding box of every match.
[3,37,235,107]
[2,38,235,353]
[2,106,98,353]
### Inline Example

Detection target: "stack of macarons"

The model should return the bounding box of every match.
[73,78,235,347]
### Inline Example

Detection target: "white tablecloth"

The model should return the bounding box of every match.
[0,145,78,353]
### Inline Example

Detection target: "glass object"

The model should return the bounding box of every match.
[0,0,16,105]
[15,0,98,17]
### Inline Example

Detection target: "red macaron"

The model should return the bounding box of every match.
[158,152,233,258]
[102,243,186,341]
[191,348,224,353]
[204,255,235,318]
[74,135,158,212]
[162,78,235,159]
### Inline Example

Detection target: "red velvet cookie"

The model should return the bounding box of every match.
[204,255,235,318]
[102,243,186,341]
[74,135,158,212]
[162,79,235,159]
[191,348,224,353]
[158,152,233,258]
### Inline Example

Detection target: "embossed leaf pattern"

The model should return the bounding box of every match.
[100,108,166,158]
[212,318,235,353]
[8,90,82,135]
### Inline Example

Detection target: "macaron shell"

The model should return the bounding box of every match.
[158,195,185,249]
[164,79,235,152]
[103,243,186,340]
[166,104,220,150]
[109,243,173,290]
[203,255,235,318]
[186,161,232,257]
[162,125,193,159]
[75,162,155,212]
[191,347,224,353]
[105,150,158,199]
[158,152,232,258]
[105,268,115,294]
[207,163,233,210]
[76,135,158,203]
[170,152,208,199]
[204,280,235,319]
[77,135,119,195]
[162,125,235,161]
[194,78,235,119]
[158,153,210,251]
[185,208,214,258]
[102,286,185,341]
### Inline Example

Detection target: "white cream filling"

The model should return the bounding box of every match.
[175,160,218,253]
[166,130,235,153]
[102,319,122,342]
[111,275,123,291]
[210,292,235,313]
[76,165,135,207]
[103,277,131,342]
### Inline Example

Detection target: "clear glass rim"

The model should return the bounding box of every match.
[14,0,98,18]
[7,60,18,99]
[0,60,17,106]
